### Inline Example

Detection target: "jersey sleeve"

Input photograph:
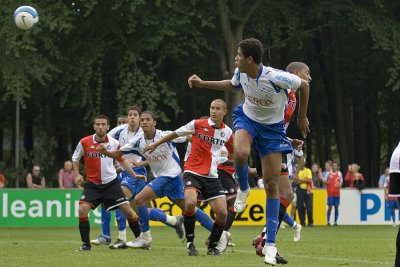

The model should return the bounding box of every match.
[108,124,124,140]
[72,141,84,162]
[176,120,196,136]
[269,68,302,90]
[115,145,125,162]
[230,68,242,88]
[225,134,234,155]
[120,135,141,154]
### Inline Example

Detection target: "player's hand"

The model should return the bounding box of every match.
[128,158,140,167]
[188,74,203,88]
[297,116,310,138]
[97,144,107,154]
[248,167,258,176]
[75,174,85,187]
[143,143,157,154]
[290,139,304,150]
[134,175,147,182]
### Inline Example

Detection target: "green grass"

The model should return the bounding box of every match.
[0,225,396,266]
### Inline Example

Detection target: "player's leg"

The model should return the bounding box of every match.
[334,197,340,225]
[117,203,142,246]
[207,196,228,255]
[184,187,199,256]
[233,129,253,212]
[91,203,112,245]
[77,203,93,251]
[261,151,281,265]
[327,205,332,225]
[108,209,128,248]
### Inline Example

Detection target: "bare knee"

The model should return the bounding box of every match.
[134,196,146,207]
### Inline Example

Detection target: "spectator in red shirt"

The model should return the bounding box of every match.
[0,173,5,188]
[58,160,79,188]
[344,163,364,188]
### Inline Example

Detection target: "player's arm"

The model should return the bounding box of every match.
[128,158,149,167]
[72,161,85,187]
[292,155,305,184]
[188,75,237,91]
[296,79,310,138]
[143,131,180,153]
[97,144,124,159]
[119,160,146,182]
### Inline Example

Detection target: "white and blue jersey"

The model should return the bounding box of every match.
[231,65,302,125]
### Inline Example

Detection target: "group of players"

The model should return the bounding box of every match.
[72,37,312,265]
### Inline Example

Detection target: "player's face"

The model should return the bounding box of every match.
[127,110,140,127]
[117,117,127,126]
[93,119,110,137]
[140,114,156,134]
[209,101,227,123]
[332,163,338,172]
[235,48,249,73]
[295,67,312,83]
[325,163,331,171]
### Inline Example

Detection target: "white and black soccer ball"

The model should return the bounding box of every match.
[13,6,39,30]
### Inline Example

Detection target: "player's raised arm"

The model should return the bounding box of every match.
[296,79,310,138]
[143,131,180,153]
[97,144,123,159]
[188,75,236,91]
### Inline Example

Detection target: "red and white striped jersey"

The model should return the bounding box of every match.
[176,118,234,178]
[284,90,297,130]
[390,142,400,174]
[72,134,124,184]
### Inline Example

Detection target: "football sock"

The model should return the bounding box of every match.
[224,207,237,231]
[208,220,225,248]
[327,209,332,223]
[195,208,213,232]
[234,162,249,191]
[128,217,141,238]
[276,203,287,233]
[392,210,396,223]
[334,209,339,223]
[149,208,167,223]
[101,207,111,237]
[115,209,127,231]
[283,212,295,228]
[265,198,279,246]
[137,206,150,232]
[79,217,90,244]
[118,229,127,242]
[184,210,196,243]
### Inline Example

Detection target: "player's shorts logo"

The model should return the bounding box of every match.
[81,195,85,200]
[186,181,192,186]
[281,163,287,169]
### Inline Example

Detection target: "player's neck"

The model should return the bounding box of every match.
[128,124,139,132]
[247,64,261,79]
[94,134,107,143]
[144,129,156,140]
[212,120,222,128]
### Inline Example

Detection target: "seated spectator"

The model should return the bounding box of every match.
[344,163,364,189]
[0,172,4,188]
[26,165,45,189]
[378,167,390,188]
[58,160,78,188]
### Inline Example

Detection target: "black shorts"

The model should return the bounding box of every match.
[183,172,225,202]
[79,178,129,211]
[217,169,237,197]
[389,173,400,197]
[280,153,289,175]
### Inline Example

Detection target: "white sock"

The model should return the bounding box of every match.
[118,229,126,241]
[142,230,151,240]
[166,215,177,226]
[293,222,299,230]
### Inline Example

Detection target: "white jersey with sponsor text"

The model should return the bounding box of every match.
[72,135,123,184]
[390,142,400,174]
[120,130,186,178]
[231,65,302,125]
[108,124,145,167]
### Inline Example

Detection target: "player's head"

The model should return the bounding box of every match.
[325,160,332,171]
[140,111,156,134]
[385,167,390,176]
[236,38,263,72]
[286,62,312,82]
[210,99,227,124]
[93,114,110,137]
[125,106,142,127]
[64,160,72,171]
[332,161,339,172]
[117,115,127,126]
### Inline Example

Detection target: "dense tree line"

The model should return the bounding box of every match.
[0,0,399,187]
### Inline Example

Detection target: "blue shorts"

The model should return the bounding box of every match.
[147,174,184,202]
[327,196,340,207]
[387,199,399,210]
[120,167,147,200]
[232,104,292,157]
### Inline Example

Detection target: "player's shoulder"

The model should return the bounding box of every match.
[106,135,119,145]
[194,118,209,128]
[80,135,94,145]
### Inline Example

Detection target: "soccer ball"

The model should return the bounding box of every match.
[13,6,39,30]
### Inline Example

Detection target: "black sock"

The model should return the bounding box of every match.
[209,221,225,248]
[128,218,141,238]
[184,211,196,243]
[79,218,90,245]
[224,208,236,231]
[276,203,287,235]
[396,227,400,267]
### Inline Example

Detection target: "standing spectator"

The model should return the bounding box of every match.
[378,167,390,188]
[344,163,365,189]
[295,163,313,227]
[321,160,332,189]
[323,161,343,226]
[311,163,323,188]
[26,165,45,189]
[0,172,5,188]
[58,161,78,189]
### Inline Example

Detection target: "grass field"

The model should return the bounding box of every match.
[0,225,396,266]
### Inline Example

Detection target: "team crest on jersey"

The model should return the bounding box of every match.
[204,128,208,132]
[186,181,192,186]
[81,195,85,200]
[230,188,235,193]
[220,132,225,137]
